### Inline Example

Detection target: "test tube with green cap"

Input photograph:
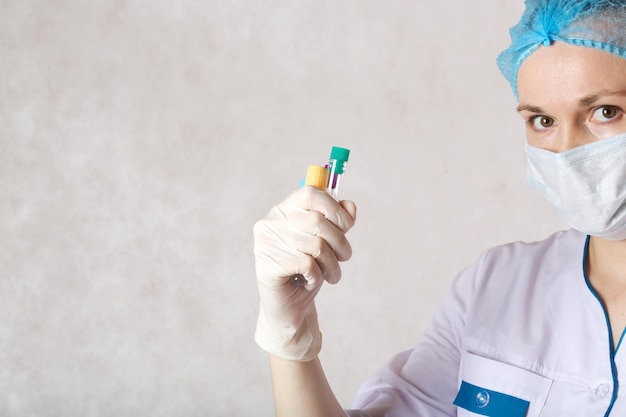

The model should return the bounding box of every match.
[326,146,350,200]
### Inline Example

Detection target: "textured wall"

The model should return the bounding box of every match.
[0,1,566,416]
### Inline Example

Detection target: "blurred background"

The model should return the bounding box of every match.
[0,1,565,415]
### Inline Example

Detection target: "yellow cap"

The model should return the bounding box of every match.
[305,165,329,190]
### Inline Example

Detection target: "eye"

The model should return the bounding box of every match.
[592,105,621,122]
[529,115,555,131]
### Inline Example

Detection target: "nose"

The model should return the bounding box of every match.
[553,124,596,153]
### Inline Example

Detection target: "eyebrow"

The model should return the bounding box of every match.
[578,90,626,106]
[516,89,626,113]
[516,104,544,113]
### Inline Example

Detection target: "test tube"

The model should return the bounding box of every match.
[291,147,351,287]
[326,146,350,200]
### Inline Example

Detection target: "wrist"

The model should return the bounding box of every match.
[255,304,322,362]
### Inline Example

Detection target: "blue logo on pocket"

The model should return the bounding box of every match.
[453,381,530,417]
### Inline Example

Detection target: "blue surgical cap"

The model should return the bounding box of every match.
[497,0,626,99]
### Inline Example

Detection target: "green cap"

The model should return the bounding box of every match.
[329,146,350,174]
[330,146,350,162]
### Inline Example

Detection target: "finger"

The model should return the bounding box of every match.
[253,219,326,289]
[287,187,356,233]
[290,253,326,291]
[254,244,326,291]
[339,200,357,225]
[265,223,343,286]
[280,208,353,262]
[290,232,342,284]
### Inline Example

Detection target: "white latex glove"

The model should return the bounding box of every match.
[254,186,357,361]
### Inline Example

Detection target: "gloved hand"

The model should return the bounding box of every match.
[254,186,357,361]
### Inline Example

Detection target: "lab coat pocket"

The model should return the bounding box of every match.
[454,351,553,417]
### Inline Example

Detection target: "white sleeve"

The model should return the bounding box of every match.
[346,255,483,417]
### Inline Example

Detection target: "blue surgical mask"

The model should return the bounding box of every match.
[526,132,626,241]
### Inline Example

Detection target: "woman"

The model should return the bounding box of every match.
[253,1,626,415]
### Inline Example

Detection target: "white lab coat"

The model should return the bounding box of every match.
[347,229,625,416]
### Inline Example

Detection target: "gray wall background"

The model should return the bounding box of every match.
[1,1,566,416]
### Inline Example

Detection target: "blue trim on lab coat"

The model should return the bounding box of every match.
[582,235,618,417]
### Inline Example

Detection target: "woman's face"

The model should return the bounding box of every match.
[517,41,626,152]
